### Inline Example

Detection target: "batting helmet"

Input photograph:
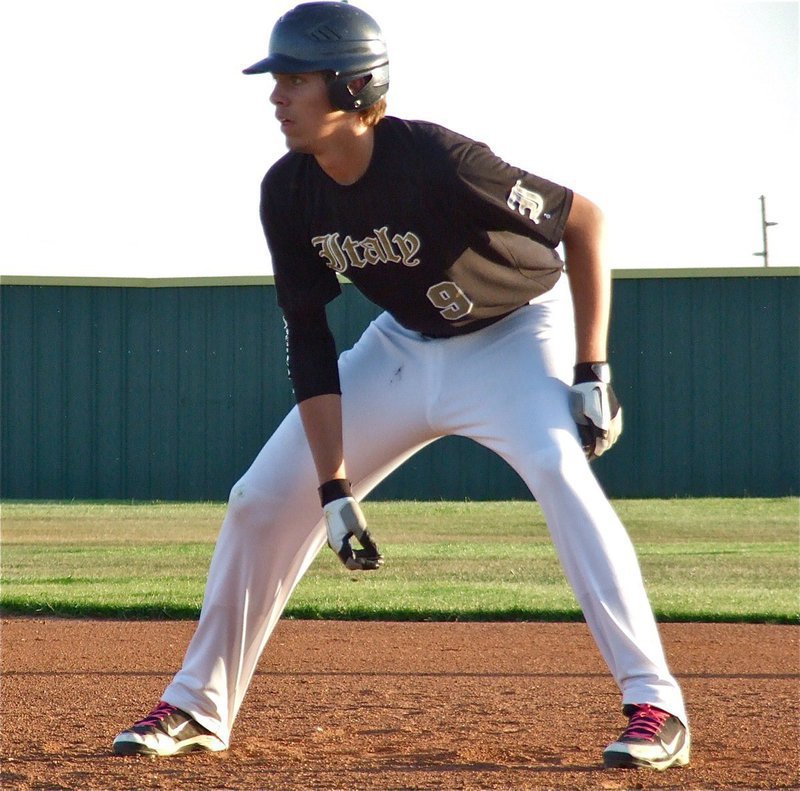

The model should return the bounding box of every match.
[242,1,389,112]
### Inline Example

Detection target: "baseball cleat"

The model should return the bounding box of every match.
[112,701,226,757]
[603,703,690,770]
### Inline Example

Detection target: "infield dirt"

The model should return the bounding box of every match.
[2,618,798,790]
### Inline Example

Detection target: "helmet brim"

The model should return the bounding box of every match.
[242,53,315,75]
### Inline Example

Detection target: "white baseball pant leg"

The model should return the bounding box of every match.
[422,278,686,724]
[161,311,440,743]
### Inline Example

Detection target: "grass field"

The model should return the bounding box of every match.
[1,498,797,623]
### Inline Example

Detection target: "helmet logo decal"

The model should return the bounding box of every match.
[312,227,421,272]
[307,24,342,42]
[507,179,544,224]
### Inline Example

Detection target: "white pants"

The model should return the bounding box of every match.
[163,277,686,744]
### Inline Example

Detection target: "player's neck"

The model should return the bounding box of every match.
[315,125,375,186]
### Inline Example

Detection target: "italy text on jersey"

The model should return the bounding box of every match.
[311,227,422,273]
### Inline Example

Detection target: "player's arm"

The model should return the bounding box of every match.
[297,393,347,483]
[562,192,609,364]
[562,192,623,459]
[284,304,383,570]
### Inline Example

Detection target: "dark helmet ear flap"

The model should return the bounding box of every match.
[327,63,389,111]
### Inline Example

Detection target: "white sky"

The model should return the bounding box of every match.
[1,0,797,278]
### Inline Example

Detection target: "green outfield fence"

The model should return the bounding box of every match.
[1,269,798,501]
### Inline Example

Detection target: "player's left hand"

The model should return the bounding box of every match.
[324,496,384,570]
[568,362,623,460]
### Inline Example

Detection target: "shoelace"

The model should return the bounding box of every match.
[620,705,670,741]
[135,701,178,728]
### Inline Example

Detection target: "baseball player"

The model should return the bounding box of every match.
[113,1,689,771]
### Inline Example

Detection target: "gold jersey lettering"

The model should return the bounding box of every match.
[311,227,422,273]
[311,233,348,273]
[391,231,421,267]
[341,236,368,269]
[375,226,401,263]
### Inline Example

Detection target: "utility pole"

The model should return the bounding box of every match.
[753,194,778,267]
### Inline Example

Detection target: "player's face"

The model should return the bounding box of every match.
[270,73,348,154]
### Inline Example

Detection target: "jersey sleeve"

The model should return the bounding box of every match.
[260,165,341,313]
[283,303,341,403]
[451,139,574,249]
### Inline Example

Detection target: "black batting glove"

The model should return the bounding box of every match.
[568,362,623,460]
[319,479,383,571]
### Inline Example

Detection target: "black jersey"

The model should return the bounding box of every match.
[261,117,573,339]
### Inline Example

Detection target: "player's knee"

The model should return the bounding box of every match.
[528,440,578,487]
[228,481,248,503]
[225,481,275,530]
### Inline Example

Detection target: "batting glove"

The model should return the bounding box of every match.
[568,362,623,460]
[319,479,383,571]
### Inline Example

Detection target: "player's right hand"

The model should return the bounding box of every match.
[323,495,384,571]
